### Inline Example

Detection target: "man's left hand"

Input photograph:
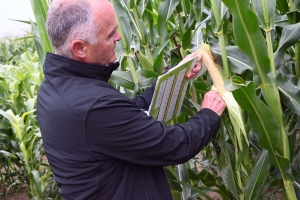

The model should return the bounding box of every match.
[179,52,202,79]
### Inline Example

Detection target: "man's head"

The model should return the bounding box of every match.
[46,0,122,65]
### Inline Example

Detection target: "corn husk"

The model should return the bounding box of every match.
[196,44,248,147]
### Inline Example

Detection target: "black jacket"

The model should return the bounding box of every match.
[37,53,220,200]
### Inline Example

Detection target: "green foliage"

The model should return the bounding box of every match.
[0,36,35,65]
[0,43,58,198]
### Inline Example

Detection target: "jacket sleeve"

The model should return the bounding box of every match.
[131,80,156,110]
[85,94,220,166]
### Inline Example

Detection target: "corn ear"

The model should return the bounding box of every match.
[196,44,248,147]
[197,44,227,95]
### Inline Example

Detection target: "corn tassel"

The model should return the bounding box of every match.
[196,44,248,148]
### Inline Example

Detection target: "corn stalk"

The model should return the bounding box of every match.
[209,0,230,78]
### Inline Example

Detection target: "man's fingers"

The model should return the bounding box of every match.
[186,54,202,79]
[200,90,227,116]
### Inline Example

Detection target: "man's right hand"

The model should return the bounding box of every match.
[200,90,226,116]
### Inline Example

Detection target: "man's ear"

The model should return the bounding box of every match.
[71,40,88,59]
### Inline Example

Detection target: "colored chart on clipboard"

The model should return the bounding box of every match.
[148,56,198,124]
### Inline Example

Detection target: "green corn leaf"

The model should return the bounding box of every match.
[0,150,17,158]
[188,169,230,199]
[131,5,148,45]
[29,0,53,54]
[140,69,159,79]
[274,23,300,70]
[252,0,276,30]
[164,166,183,193]
[222,0,289,165]
[153,46,165,74]
[216,45,300,117]
[27,133,38,166]
[157,0,179,37]
[22,110,36,120]
[30,20,45,64]
[274,14,290,27]
[135,50,154,70]
[193,0,204,22]
[181,97,194,116]
[0,77,9,96]
[153,0,179,61]
[210,0,228,33]
[286,11,300,24]
[166,178,214,200]
[124,0,145,42]
[231,77,294,182]
[183,2,195,29]
[276,0,289,14]
[134,78,155,92]
[112,0,132,53]
[213,46,253,75]
[292,167,300,186]
[218,129,239,199]
[20,142,28,167]
[231,78,279,153]
[111,71,135,90]
[221,0,273,87]
[182,23,194,51]
[176,164,191,199]
[277,73,300,115]
[30,170,43,196]
[0,109,23,140]
[245,150,270,200]
[193,81,210,92]
[191,16,210,47]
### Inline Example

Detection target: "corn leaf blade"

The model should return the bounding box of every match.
[112,0,132,53]
[157,0,179,37]
[277,73,300,115]
[218,129,239,199]
[29,0,53,54]
[245,150,270,200]
[231,77,294,182]
[111,71,135,90]
[135,50,154,70]
[276,0,289,14]
[252,0,276,29]
[221,0,273,87]
[274,23,300,70]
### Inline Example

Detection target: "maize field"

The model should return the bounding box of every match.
[0,0,299,199]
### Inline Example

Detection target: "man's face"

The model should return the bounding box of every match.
[85,1,122,65]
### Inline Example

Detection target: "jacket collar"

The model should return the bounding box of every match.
[43,53,119,82]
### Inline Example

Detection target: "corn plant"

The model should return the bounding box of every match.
[0,48,58,199]
[29,0,300,199]
[0,36,35,65]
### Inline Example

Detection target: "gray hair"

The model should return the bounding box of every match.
[46,1,99,57]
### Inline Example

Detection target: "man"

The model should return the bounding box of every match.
[37,0,226,199]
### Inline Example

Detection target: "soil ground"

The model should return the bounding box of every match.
[0,189,29,200]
